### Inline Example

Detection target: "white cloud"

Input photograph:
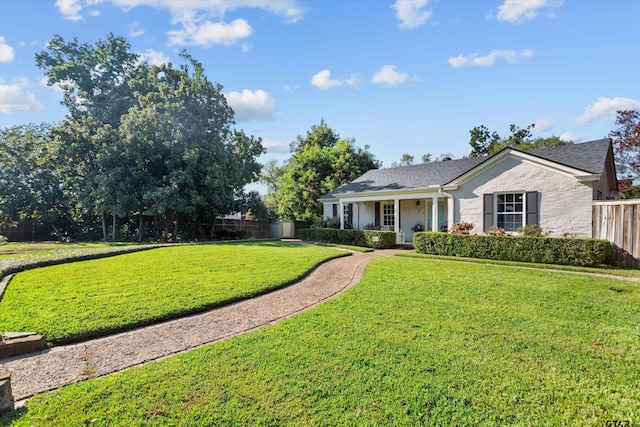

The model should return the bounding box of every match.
[448,49,533,68]
[55,0,83,21]
[345,74,361,88]
[39,76,66,94]
[532,118,553,133]
[0,37,15,63]
[497,0,563,24]
[0,78,45,114]
[225,89,276,122]
[311,70,343,90]
[55,1,305,46]
[57,0,305,22]
[575,97,640,125]
[129,22,145,37]
[560,132,580,142]
[261,138,290,154]
[371,65,409,85]
[392,0,432,29]
[167,18,252,47]
[140,49,170,66]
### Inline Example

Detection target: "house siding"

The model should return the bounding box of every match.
[400,199,425,242]
[456,157,594,237]
[323,203,335,219]
[358,202,376,228]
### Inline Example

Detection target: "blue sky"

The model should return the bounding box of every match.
[1,0,639,182]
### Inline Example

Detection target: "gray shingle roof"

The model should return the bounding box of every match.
[321,138,611,199]
[521,138,611,174]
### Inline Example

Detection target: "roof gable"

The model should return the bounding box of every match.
[445,141,610,188]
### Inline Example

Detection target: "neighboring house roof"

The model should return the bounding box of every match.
[320,138,612,200]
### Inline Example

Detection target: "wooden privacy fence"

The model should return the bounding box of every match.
[592,200,640,268]
[212,218,272,239]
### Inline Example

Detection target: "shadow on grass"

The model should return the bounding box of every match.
[0,405,28,424]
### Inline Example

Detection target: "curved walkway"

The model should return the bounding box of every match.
[2,249,401,402]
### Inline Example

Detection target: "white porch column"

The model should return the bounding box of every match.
[394,198,400,241]
[424,199,429,230]
[446,196,454,232]
[431,196,439,232]
[339,200,344,230]
[352,202,359,229]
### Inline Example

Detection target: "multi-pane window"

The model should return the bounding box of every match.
[496,193,524,232]
[383,203,395,227]
[343,204,351,225]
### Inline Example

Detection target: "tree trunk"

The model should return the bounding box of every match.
[101,213,107,241]
[112,213,116,242]
[172,215,179,240]
[139,213,143,242]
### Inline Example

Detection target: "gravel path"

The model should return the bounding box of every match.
[1,249,401,402]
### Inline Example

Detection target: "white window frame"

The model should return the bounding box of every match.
[495,192,525,232]
[382,202,395,227]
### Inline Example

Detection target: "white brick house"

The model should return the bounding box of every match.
[319,139,618,243]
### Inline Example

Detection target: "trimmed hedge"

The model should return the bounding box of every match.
[299,228,396,249]
[413,232,613,267]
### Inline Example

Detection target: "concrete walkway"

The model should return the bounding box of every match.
[1,249,401,402]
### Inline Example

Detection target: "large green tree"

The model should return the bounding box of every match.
[276,122,380,221]
[28,35,264,240]
[115,54,264,237]
[0,124,65,228]
[36,34,142,238]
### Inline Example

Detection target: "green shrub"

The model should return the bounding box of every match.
[214,229,247,240]
[0,235,7,245]
[299,228,396,249]
[413,232,613,267]
[450,222,474,234]
[486,226,506,236]
[517,224,551,237]
[311,217,352,229]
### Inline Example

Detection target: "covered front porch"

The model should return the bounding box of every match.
[328,192,454,244]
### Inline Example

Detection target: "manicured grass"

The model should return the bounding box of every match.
[398,251,640,278]
[0,241,137,254]
[0,242,167,277]
[4,257,638,425]
[0,242,346,344]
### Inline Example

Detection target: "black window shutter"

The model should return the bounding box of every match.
[374,202,380,227]
[526,191,539,225]
[348,203,353,224]
[483,194,494,232]
[332,203,337,218]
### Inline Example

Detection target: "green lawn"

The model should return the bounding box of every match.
[3,256,638,426]
[0,241,137,254]
[0,242,345,344]
[0,241,165,277]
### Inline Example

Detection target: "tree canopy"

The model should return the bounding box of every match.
[609,109,639,184]
[468,123,572,157]
[1,34,264,240]
[275,121,380,221]
[0,124,65,227]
